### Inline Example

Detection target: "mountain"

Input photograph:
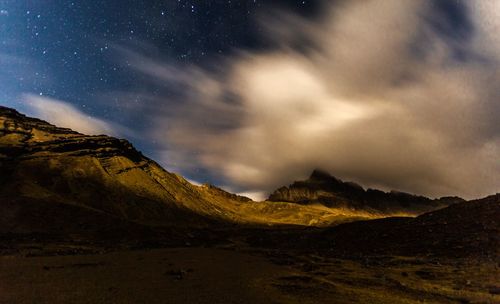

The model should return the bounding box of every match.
[1,105,496,247]
[0,106,379,239]
[268,169,464,214]
[0,106,219,227]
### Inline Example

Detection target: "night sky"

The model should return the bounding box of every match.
[0,1,499,199]
[0,0,319,106]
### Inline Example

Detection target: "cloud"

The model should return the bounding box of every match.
[118,0,499,199]
[22,94,122,136]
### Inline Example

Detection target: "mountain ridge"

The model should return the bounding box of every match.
[1,105,387,235]
[268,169,464,214]
[0,105,494,235]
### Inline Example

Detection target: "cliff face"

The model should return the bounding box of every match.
[268,169,464,214]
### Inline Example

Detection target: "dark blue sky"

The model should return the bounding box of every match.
[0,0,470,110]
[0,0,320,106]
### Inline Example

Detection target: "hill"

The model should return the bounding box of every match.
[249,194,500,259]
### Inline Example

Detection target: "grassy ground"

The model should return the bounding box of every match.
[1,246,498,304]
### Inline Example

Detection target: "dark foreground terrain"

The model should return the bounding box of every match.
[1,195,499,304]
[1,246,499,304]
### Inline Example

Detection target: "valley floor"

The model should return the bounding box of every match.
[1,246,498,304]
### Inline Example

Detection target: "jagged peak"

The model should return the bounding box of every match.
[308,170,363,190]
[308,169,344,183]
[309,169,331,180]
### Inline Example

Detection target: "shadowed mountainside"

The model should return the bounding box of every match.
[268,169,464,214]
[249,194,500,259]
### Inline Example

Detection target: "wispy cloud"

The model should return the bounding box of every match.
[22,94,125,137]
[115,0,499,199]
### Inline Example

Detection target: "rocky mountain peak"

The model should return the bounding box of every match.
[309,169,335,181]
[268,169,463,215]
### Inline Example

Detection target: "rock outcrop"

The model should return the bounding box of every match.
[268,169,464,214]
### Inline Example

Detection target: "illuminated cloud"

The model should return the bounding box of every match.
[119,0,499,199]
[23,94,121,136]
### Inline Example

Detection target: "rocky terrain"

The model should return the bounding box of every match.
[268,169,464,214]
[249,194,500,260]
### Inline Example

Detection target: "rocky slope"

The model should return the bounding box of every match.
[314,194,500,259]
[268,169,464,215]
[0,106,219,226]
[249,193,500,259]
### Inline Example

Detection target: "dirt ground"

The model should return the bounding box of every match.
[1,246,498,304]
